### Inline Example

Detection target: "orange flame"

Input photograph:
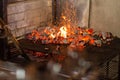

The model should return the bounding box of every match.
[50,34,56,39]
[59,26,67,38]
[62,16,66,20]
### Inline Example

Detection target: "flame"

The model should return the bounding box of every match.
[50,34,55,39]
[62,16,66,20]
[86,28,94,34]
[59,26,67,38]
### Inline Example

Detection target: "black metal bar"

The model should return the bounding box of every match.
[0,29,9,60]
[106,61,110,78]
[52,0,57,25]
[118,53,120,80]
[0,0,4,19]
[0,0,8,23]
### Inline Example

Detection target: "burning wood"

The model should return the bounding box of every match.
[27,26,113,48]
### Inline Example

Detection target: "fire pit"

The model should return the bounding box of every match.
[18,25,117,63]
[19,35,119,62]
[18,23,113,61]
[18,23,120,79]
[18,35,120,80]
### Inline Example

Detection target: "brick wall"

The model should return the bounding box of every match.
[7,0,52,37]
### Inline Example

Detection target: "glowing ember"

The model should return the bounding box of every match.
[27,26,113,48]
[62,16,67,20]
[50,34,56,39]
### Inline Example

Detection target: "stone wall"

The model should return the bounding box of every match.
[7,0,52,37]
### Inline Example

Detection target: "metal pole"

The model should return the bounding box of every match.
[2,0,8,23]
[52,0,57,25]
[118,53,120,80]
[106,61,110,78]
[88,0,92,28]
